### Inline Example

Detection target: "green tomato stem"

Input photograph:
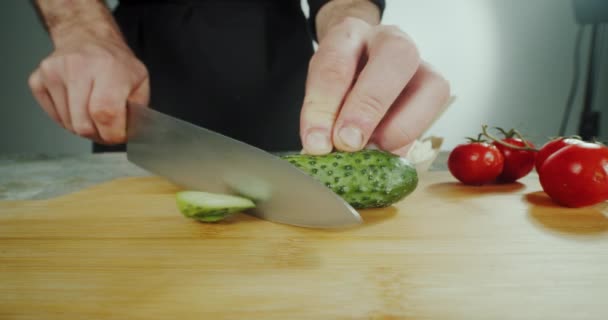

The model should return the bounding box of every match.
[465,133,488,143]
[481,125,538,152]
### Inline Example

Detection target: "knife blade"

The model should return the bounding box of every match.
[126,102,362,228]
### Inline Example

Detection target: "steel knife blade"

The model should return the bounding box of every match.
[126,102,362,228]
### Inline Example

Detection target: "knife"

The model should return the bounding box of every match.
[125,102,362,228]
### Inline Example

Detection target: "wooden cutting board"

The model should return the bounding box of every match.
[1,171,607,320]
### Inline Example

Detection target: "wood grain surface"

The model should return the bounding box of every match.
[1,172,607,320]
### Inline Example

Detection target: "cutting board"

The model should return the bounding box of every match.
[1,172,607,320]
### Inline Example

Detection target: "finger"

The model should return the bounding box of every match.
[300,18,369,155]
[28,69,61,124]
[372,63,451,155]
[39,60,73,131]
[333,26,421,152]
[89,74,130,145]
[129,75,150,106]
[390,144,415,158]
[66,73,99,140]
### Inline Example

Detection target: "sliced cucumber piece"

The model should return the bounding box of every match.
[176,191,256,222]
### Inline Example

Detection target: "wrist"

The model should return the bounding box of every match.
[34,0,125,48]
[51,19,124,48]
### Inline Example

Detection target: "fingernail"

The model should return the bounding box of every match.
[305,131,332,154]
[338,126,363,150]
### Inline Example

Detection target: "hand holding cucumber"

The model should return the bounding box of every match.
[300,17,451,157]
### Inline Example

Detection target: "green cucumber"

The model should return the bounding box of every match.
[281,149,418,209]
[176,191,255,222]
[176,150,418,222]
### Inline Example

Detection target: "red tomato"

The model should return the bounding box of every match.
[448,142,505,185]
[535,137,583,173]
[539,142,608,207]
[493,138,536,183]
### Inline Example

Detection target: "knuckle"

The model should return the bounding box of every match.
[374,27,420,60]
[307,107,337,121]
[303,101,338,124]
[39,57,62,80]
[28,72,42,91]
[434,75,451,98]
[393,40,419,62]
[73,123,96,138]
[351,92,386,120]
[379,25,402,35]
[133,60,148,76]
[103,131,126,145]
[336,16,368,31]
[131,60,150,83]
[311,50,354,83]
[423,68,451,98]
[39,57,57,73]
[326,17,369,44]
[91,106,121,125]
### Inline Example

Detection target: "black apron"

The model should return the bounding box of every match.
[94,0,315,153]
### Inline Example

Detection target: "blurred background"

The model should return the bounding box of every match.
[0,0,606,154]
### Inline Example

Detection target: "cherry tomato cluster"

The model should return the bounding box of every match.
[448,126,608,208]
[448,127,535,185]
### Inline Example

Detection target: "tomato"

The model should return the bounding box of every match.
[539,142,608,207]
[493,138,536,183]
[535,137,583,173]
[448,142,504,185]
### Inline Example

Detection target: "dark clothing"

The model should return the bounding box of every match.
[95,0,385,153]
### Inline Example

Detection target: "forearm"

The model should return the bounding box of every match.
[32,0,124,46]
[315,0,381,42]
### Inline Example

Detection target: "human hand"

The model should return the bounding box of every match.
[28,25,149,144]
[300,17,450,156]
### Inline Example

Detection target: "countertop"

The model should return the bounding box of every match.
[0,152,449,201]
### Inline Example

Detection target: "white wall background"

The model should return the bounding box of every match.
[0,0,606,154]
[381,0,607,149]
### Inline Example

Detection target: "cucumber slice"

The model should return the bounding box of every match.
[176,191,256,222]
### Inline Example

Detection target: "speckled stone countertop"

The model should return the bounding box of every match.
[0,153,150,201]
[0,152,449,201]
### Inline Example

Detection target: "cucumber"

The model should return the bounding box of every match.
[281,149,418,209]
[176,150,418,222]
[176,191,255,222]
